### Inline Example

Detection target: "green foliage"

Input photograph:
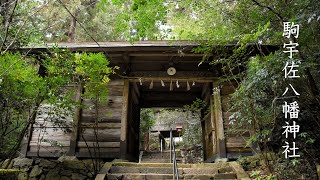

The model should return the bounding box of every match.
[0,50,113,160]
[250,170,261,179]
[250,170,276,180]
[140,108,155,134]
[183,98,208,114]
[228,52,283,135]
[298,132,315,145]
[43,49,114,101]
[216,1,320,178]
[101,0,167,40]
[74,52,112,100]
[0,0,319,177]
[0,0,44,48]
[0,53,42,106]
[0,53,43,157]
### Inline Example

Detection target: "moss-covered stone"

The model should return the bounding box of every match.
[60,169,73,176]
[46,169,61,180]
[1,159,14,169]
[81,159,103,172]
[38,159,57,168]
[18,171,28,180]
[218,166,234,173]
[39,174,46,180]
[71,173,86,180]
[61,160,85,170]
[0,169,21,180]
[13,158,33,169]
[29,165,42,178]
[58,156,78,162]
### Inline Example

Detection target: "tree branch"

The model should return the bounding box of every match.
[0,0,18,50]
[57,0,100,47]
[251,0,284,22]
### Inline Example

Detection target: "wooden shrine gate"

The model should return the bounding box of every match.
[20,41,277,162]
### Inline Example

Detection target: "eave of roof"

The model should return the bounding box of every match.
[15,40,279,54]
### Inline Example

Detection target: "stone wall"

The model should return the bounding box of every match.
[180,145,203,164]
[1,156,103,180]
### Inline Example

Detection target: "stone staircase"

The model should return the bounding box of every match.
[95,161,250,180]
[140,150,182,163]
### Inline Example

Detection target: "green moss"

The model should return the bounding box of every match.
[0,169,21,180]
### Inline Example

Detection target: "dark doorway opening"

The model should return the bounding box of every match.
[139,108,203,164]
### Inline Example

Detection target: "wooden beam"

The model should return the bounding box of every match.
[129,78,216,83]
[68,84,82,156]
[128,53,207,57]
[120,79,129,159]
[132,82,140,97]
[128,71,218,79]
[212,83,227,160]
[140,100,194,108]
[140,92,199,101]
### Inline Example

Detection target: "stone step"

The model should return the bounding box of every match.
[141,157,182,161]
[142,156,182,159]
[96,161,249,180]
[109,162,230,169]
[142,153,172,158]
[107,173,237,180]
[110,166,177,174]
[141,151,183,163]
[142,151,181,156]
[142,155,182,158]
[140,159,171,163]
[107,173,181,180]
[140,160,182,163]
[110,166,220,175]
[185,173,237,180]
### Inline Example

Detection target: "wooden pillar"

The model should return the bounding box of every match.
[210,95,216,157]
[212,83,227,160]
[120,79,129,159]
[68,83,82,156]
[201,120,207,160]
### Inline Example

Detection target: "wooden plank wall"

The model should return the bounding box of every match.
[27,79,252,160]
[27,80,124,158]
[77,80,123,158]
[28,104,73,157]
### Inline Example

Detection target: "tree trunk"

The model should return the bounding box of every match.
[67,8,80,42]
[0,0,11,26]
